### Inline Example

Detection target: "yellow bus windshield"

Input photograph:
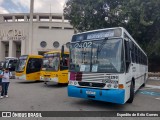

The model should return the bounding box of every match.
[42,53,60,71]
[16,56,28,72]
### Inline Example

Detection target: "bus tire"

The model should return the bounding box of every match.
[44,82,48,85]
[142,74,146,87]
[127,81,134,103]
[58,83,68,86]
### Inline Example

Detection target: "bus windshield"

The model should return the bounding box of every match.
[3,60,9,68]
[42,53,60,71]
[70,38,124,73]
[3,59,18,71]
[16,59,27,72]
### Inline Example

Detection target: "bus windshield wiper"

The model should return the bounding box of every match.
[97,38,108,53]
[96,38,108,62]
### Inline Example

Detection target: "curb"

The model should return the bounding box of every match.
[148,77,160,81]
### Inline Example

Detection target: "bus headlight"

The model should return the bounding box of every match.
[114,84,118,88]
[69,81,73,85]
[74,82,77,85]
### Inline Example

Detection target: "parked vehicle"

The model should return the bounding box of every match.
[15,55,43,81]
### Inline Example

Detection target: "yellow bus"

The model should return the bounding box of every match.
[15,55,43,81]
[40,51,69,84]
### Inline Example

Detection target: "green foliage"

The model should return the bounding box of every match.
[64,0,126,31]
[121,0,160,56]
[64,0,160,71]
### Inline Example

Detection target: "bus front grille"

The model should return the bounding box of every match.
[81,73,107,83]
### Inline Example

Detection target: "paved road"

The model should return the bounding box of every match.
[0,79,160,119]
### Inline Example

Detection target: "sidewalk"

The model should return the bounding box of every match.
[147,79,160,85]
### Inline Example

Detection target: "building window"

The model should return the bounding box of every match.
[39,26,49,29]
[66,42,70,48]
[53,41,60,48]
[51,27,62,29]
[40,41,47,48]
[64,27,73,30]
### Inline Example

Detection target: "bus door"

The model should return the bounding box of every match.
[60,54,69,83]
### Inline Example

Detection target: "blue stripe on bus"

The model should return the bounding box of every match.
[68,85,125,104]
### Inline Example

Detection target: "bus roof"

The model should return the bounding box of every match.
[44,51,69,54]
[75,27,123,35]
[28,55,43,58]
[20,55,43,58]
[5,57,18,60]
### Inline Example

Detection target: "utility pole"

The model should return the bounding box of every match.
[28,0,34,54]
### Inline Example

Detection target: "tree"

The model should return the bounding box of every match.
[64,0,160,71]
[64,0,126,32]
[121,0,160,57]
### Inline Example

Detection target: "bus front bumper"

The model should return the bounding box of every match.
[40,77,58,83]
[15,75,26,80]
[68,85,125,104]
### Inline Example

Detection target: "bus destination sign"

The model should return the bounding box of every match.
[72,28,122,42]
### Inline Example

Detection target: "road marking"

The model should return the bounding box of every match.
[139,91,160,96]
[155,98,160,100]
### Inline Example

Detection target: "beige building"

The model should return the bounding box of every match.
[0,13,74,60]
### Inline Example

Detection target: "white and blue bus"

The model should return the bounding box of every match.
[68,27,148,104]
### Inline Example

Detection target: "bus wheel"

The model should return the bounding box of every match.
[127,81,134,103]
[44,82,47,85]
[58,83,68,86]
[142,74,146,87]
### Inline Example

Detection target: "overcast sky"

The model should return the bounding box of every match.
[0,0,67,14]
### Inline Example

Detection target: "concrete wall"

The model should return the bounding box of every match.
[32,22,74,54]
[0,13,74,60]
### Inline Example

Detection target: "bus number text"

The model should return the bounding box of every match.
[74,42,92,48]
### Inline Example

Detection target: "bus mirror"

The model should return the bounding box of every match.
[8,64,12,68]
[61,45,64,57]
[61,45,65,64]
[66,42,70,49]
[60,60,63,66]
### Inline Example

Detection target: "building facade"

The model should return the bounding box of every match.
[0,13,74,60]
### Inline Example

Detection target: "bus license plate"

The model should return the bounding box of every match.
[86,91,96,95]
[44,77,49,81]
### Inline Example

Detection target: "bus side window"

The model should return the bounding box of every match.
[26,58,42,74]
[125,40,131,72]
[9,60,17,71]
[136,46,138,63]
[34,59,42,70]
[131,42,135,63]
